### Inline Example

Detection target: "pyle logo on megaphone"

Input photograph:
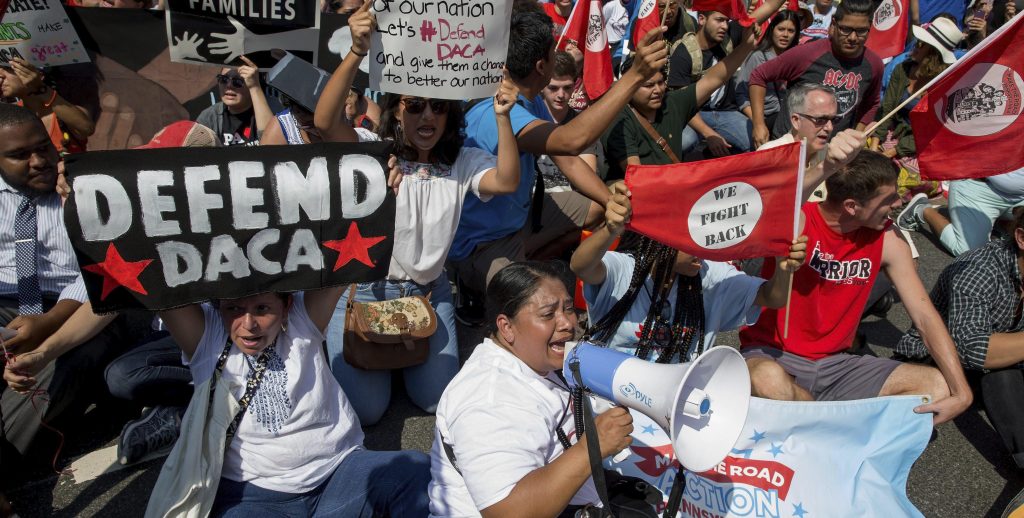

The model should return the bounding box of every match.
[566,342,751,472]
[619,382,655,408]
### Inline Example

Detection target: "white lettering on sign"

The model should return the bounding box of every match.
[687,182,763,250]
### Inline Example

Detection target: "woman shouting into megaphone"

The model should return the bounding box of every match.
[427,262,635,517]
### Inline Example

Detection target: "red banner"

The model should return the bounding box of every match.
[561,0,614,98]
[691,0,753,25]
[699,456,797,500]
[865,0,910,60]
[632,0,661,48]
[625,142,804,261]
[910,15,1024,180]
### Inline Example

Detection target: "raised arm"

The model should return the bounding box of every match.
[313,0,373,143]
[478,71,522,195]
[517,28,669,156]
[303,286,349,334]
[806,129,865,201]
[237,56,273,137]
[11,58,94,140]
[694,24,760,106]
[158,304,207,360]
[570,182,631,286]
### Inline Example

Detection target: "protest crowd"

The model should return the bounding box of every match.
[0,0,1022,514]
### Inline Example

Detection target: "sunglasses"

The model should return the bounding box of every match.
[216,74,245,88]
[834,24,870,38]
[796,112,841,127]
[401,97,450,115]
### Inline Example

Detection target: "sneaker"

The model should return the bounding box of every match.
[896,193,929,231]
[1003,486,1024,518]
[118,406,182,465]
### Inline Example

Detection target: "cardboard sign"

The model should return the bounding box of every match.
[64,142,396,312]
[369,0,512,99]
[165,0,319,68]
[0,0,89,67]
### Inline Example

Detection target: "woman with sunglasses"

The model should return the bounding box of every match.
[312,0,521,425]
[196,56,273,147]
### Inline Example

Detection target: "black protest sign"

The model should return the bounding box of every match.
[166,0,319,68]
[63,142,396,312]
[316,12,368,91]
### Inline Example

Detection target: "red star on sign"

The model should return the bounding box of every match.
[82,243,154,300]
[323,221,387,271]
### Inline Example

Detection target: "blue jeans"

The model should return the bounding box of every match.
[104,332,194,408]
[680,110,754,156]
[324,273,459,425]
[939,179,1024,256]
[210,448,431,517]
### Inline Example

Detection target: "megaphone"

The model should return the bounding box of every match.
[565,342,750,472]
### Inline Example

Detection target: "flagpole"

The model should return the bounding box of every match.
[660,0,670,27]
[865,13,1024,135]
[784,139,808,340]
[556,0,583,50]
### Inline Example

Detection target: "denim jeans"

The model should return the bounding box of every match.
[939,179,1024,256]
[680,110,754,156]
[104,332,194,408]
[324,273,459,425]
[210,448,431,517]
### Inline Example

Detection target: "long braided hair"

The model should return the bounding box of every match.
[584,232,706,364]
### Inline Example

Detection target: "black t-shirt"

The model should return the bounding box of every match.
[666,23,743,111]
[221,109,258,146]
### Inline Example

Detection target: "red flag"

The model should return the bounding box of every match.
[865,0,910,60]
[625,142,806,261]
[910,15,1024,180]
[632,0,661,48]
[560,0,614,99]
[691,0,753,25]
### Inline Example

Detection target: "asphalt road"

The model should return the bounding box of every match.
[7,223,1023,517]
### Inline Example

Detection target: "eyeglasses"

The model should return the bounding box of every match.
[216,74,245,88]
[834,24,870,38]
[796,112,840,127]
[401,97,450,115]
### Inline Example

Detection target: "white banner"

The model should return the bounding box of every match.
[607,396,932,517]
[0,0,90,67]
[369,0,512,99]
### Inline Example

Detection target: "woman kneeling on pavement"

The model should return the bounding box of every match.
[428,262,634,517]
[155,285,430,516]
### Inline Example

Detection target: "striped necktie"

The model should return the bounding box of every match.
[14,195,43,315]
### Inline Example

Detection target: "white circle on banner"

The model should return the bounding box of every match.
[687,182,763,250]
[638,0,656,19]
[586,7,607,52]
[872,0,901,31]
[936,63,1024,137]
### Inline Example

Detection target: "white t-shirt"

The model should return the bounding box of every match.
[189,293,363,493]
[583,252,764,361]
[603,0,630,44]
[389,146,495,284]
[802,5,837,40]
[428,338,600,517]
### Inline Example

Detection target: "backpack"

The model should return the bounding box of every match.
[666,13,734,84]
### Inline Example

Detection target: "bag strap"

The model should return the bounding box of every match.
[567,359,613,514]
[630,107,681,164]
[345,284,357,311]
[211,339,272,445]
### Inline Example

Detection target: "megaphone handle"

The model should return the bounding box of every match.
[662,468,687,518]
[569,361,613,513]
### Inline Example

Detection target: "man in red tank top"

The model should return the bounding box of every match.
[739,151,973,425]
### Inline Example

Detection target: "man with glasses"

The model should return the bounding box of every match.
[195,59,273,147]
[747,0,882,147]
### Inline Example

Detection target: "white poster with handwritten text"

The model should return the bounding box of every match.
[369,0,512,99]
[0,0,89,68]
